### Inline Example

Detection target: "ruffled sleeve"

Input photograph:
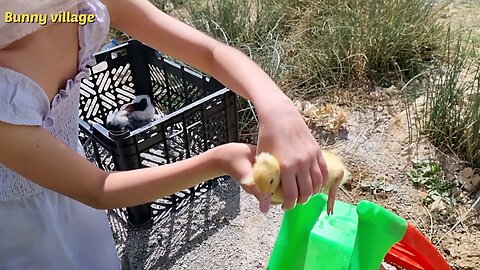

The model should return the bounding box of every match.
[0,67,50,126]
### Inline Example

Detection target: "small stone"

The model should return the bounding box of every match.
[460,167,474,179]
[430,197,446,213]
[471,175,480,187]
[360,181,372,190]
[384,85,398,97]
[462,181,476,192]
[458,174,471,186]
[164,2,175,12]
[430,194,441,202]
[384,184,397,192]
[367,92,381,102]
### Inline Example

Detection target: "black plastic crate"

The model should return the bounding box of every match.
[78,39,238,225]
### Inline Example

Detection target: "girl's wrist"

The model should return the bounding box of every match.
[255,96,298,125]
[207,143,255,181]
[206,144,229,176]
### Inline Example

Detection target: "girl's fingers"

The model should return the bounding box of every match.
[318,151,329,188]
[296,169,313,205]
[311,159,324,195]
[280,171,298,210]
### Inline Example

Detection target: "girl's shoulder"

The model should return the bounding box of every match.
[0,67,50,127]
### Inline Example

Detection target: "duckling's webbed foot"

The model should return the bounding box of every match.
[326,169,345,215]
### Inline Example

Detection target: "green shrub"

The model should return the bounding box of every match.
[285,0,449,95]
[184,0,299,81]
[412,29,480,168]
[409,159,459,206]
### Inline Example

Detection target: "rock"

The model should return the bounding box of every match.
[463,181,476,192]
[384,85,399,97]
[360,181,372,190]
[458,169,480,192]
[367,91,382,102]
[384,184,397,193]
[460,167,474,179]
[164,1,174,12]
[458,168,474,190]
[471,175,480,187]
[430,196,446,213]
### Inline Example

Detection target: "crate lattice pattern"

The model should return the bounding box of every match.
[78,41,236,224]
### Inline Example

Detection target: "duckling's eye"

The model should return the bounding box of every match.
[270,179,274,184]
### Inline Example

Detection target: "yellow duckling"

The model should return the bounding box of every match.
[242,151,350,215]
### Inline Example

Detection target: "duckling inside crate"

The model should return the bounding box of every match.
[105,93,190,162]
[105,94,164,132]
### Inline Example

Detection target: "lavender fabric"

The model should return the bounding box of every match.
[0,1,120,268]
[0,0,106,200]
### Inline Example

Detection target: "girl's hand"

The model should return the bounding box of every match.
[215,143,271,213]
[256,98,329,211]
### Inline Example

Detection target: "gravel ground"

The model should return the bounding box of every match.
[110,177,284,270]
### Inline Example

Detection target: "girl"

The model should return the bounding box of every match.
[0,0,329,268]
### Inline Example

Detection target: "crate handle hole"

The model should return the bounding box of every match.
[91,61,109,74]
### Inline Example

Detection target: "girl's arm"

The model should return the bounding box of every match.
[102,0,329,210]
[0,121,256,209]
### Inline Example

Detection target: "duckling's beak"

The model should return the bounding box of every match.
[259,193,272,213]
